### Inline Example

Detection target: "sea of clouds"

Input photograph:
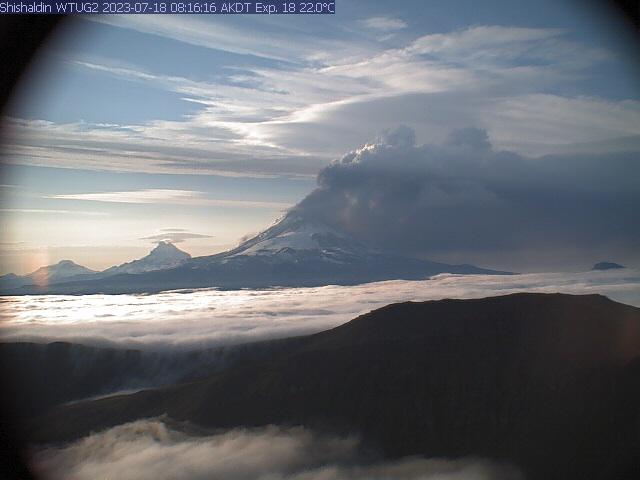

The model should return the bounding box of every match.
[1,269,638,350]
[31,420,523,480]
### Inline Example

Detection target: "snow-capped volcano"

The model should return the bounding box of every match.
[225,214,367,258]
[103,241,191,275]
[180,212,508,289]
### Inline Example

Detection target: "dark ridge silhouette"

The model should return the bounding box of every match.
[25,293,640,480]
[0,341,273,418]
[0,342,144,417]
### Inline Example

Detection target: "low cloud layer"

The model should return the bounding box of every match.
[293,126,640,270]
[31,420,523,480]
[1,269,638,350]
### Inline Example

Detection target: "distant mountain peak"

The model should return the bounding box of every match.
[149,241,189,258]
[592,261,626,271]
[30,260,95,277]
[103,241,191,276]
[0,259,99,288]
[154,240,175,248]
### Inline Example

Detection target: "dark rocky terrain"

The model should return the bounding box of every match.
[0,341,269,418]
[21,293,640,480]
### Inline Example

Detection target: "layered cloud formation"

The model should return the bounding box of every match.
[4,10,639,272]
[2,269,638,350]
[31,420,523,480]
[6,18,640,177]
[293,126,640,270]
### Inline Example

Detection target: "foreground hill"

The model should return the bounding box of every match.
[0,342,244,418]
[28,293,640,479]
[4,214,507,295]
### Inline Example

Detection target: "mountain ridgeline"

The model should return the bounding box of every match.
[0,241,191,291]
[1,214,509,295]
[0,342,251,418]
[26,293,640,480]
[0,260,96,290]
[592,261,626,271]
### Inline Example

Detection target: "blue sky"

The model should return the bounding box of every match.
[1,0,639,273]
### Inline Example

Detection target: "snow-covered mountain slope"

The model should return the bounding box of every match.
[102,241,191,275]
[221,214,368,259]
[0,260,96,289]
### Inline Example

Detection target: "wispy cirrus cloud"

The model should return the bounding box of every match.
[86,14,378,64]
[360,16,408,32]
[47,189,291,210]
[0,208,108,216]
[7,23,639,178]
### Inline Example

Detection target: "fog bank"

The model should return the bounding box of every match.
[2,269,638,350]
[31,420,523,480]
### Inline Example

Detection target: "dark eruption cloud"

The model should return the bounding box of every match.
[293,126,640,270]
